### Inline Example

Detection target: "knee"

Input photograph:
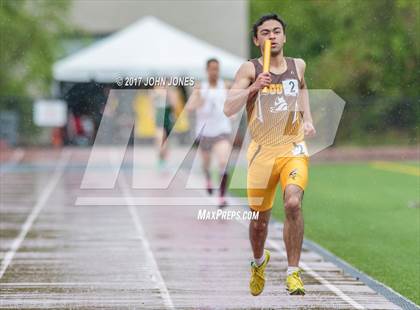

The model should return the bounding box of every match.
[284,196,301,219]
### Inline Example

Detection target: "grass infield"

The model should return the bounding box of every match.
[229,161,419,304]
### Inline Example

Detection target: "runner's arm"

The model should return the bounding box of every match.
[185,82,204,112]
[224,80,238,121]
[295,58,316,136]
[224,62,271,116]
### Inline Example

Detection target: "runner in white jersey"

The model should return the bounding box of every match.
[187,58,232,208]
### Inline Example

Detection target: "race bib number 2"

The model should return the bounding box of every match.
[282,79,298,97]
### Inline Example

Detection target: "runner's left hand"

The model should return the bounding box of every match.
[303,121,316,137]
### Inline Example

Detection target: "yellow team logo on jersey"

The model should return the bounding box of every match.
[262,83,283,95]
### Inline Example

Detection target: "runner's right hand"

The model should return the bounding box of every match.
[251,72,271,92]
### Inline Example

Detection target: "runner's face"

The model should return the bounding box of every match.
[207,62,219,82]
[254,19,286,56]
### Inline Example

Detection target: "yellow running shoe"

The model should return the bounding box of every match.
[286,269,305,295]
[249,249,271,296]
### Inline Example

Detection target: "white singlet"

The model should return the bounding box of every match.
[196,79,232,137]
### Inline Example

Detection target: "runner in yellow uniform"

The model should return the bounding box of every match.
[224,13,316,296]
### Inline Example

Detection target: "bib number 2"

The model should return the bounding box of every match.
[282,79,298,97]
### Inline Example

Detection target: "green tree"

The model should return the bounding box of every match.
[0,0,70,140]
[0,0,70,95]
[250,0,419,144]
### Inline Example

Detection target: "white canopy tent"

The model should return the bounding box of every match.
[53,16,245,83]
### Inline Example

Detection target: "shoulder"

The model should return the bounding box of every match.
[236,61,256,79]
[291,58,306,83]
[293,58,306,72]
[197,80,208,90]
[240,61,256,72]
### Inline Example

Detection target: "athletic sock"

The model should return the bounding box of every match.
[254,254,265,267]
[219,172,228,197]
[287,266,300,276]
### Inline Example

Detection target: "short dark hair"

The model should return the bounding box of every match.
[252,13,286,38]
[206,58,219,67]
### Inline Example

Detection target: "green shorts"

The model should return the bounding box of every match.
[156,107,173,135]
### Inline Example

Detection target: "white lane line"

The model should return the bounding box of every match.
[118,173,174,310]
[300,262,365,310]
[186,172,365,309]
[0,150,71,279]
[0,148,25,174]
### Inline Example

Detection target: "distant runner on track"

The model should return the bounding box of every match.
[187,58,233,208]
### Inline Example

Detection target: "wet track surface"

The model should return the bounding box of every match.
[0,148,403,309]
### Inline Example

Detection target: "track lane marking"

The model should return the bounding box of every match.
[118,170,174,309]
[0,149,71,279]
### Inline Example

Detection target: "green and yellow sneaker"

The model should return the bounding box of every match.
[286,269,305,295]
[249,249,271,296]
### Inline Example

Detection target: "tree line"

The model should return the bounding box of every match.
[251,0,419,144]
